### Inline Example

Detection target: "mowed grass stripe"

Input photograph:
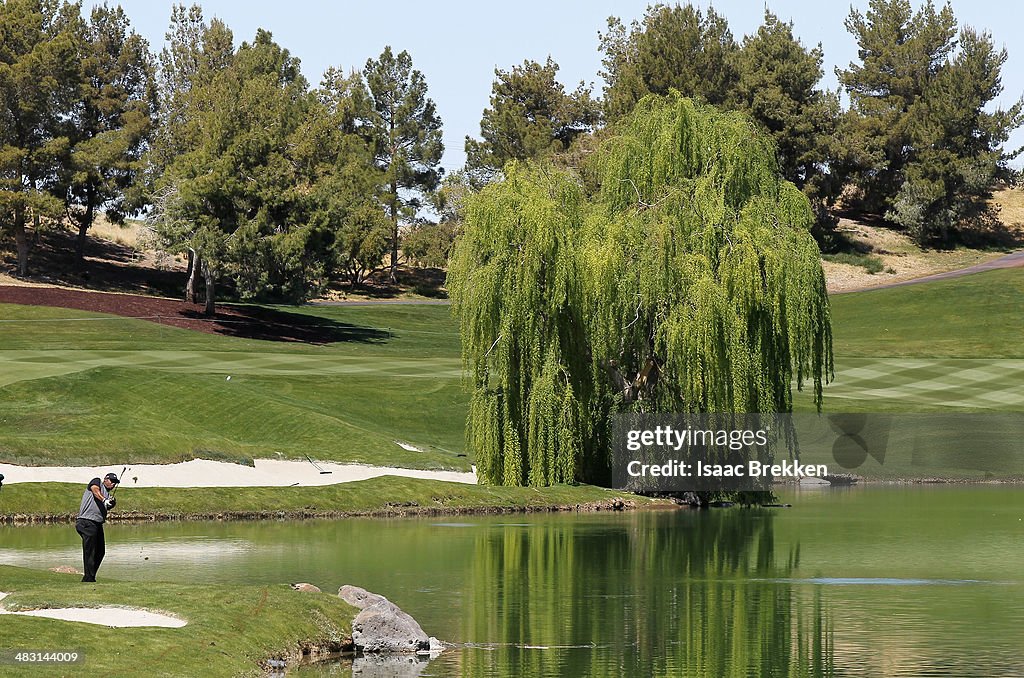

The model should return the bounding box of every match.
[2,268,1022,467]
[0,367,468,467]
[829,267,1024,359]
[0,349,462,387]
[0,303,468,467]
[796,358,1024,411]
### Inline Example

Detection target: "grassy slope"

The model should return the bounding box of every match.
[2,267,1022,475]
[829,267,1024,359]
[0,565,356,678]
[0,304,468,467]
[0,476,655,520]
[793,267,1024,414]
[790,268,1024,479]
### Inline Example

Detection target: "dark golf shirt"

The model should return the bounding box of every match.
[78,478,109,523]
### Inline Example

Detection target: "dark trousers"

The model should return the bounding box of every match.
[75,518,105,582]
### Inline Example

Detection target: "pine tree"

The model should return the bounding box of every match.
[732,12,841,209]
[151,25,315,311]
[465,57,598,182]
[148,4,234,302]
[0,0,80,276]
[600,4,738,121]
[838,0,1022,244]
[66,4,157,260]
[295,68,390,286]
[363,46,444,283]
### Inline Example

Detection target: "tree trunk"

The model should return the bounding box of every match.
[389,181,399,284]
[185,249,198,303]
[202,260,216,316]
[13,207,29,277]
[75,187,96,261]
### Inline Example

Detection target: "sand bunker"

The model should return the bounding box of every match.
[0,593,185,627]
[0,458,476,488]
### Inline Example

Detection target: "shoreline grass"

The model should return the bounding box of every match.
[0,564,355,677]
[0,477,660,523]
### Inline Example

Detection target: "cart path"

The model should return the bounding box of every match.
[832,249,1024,294]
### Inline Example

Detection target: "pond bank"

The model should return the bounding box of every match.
[0,564,359,677]
[1,476,667,525]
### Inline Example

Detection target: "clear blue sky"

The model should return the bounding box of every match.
[110,0,1024,172]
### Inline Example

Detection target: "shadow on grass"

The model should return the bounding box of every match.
[187,305,390,345]
[0,285,390,346]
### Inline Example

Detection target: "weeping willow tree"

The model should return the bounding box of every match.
[448,93,833,487]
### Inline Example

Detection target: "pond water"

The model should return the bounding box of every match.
[2,485,1023,677]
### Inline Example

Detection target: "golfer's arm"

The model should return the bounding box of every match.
[91,485,104,501]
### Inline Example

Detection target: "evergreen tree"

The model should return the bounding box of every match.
[296,68,390,285]
[405,170,475,268]
[65,4,157,260]
[363,46,443,283]
[600,4,738,121]
[888,27,1023,243]
[838,0,956,216]
[0,0,80,276]
[448,94,833,487]
[838,0,1021,244]
[149,4,234,301]
[465,57,598,182]
[732,12,841,210]
[151,26,315,312]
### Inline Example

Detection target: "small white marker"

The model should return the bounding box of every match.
[226,376,231,381]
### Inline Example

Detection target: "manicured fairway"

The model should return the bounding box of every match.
[793,267,1024,413]
[0,303,468,467]
[1,267,1021,468]
[795,357,1024,411]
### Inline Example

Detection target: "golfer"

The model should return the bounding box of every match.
[75,472,119,582]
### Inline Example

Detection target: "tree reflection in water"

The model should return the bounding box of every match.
[463,509,832,677]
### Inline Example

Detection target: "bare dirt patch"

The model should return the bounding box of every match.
[0,285,387,345]
[823,219,1018,293]
[0,223,185,297]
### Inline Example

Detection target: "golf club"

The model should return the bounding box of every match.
[304,455,332,475]
[109,466,127,495]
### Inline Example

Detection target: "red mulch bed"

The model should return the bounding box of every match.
[0,286,385,345]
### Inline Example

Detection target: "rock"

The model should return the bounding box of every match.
[352,601,430,653]
[290,583,321,593]
[340,585,430,654]
[339,585,388,610]
[49,566,82,575]
[428,637,444,653]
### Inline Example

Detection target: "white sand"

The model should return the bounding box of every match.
[0,458,476,488]
[0,593,186,627]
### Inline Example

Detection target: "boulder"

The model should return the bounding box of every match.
[290,583,321,593]
[339,585,430,653]
[339,585,388,610]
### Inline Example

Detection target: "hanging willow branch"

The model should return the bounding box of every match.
[448,93,833,487]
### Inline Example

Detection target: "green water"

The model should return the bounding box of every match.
[2,486,1023,677]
